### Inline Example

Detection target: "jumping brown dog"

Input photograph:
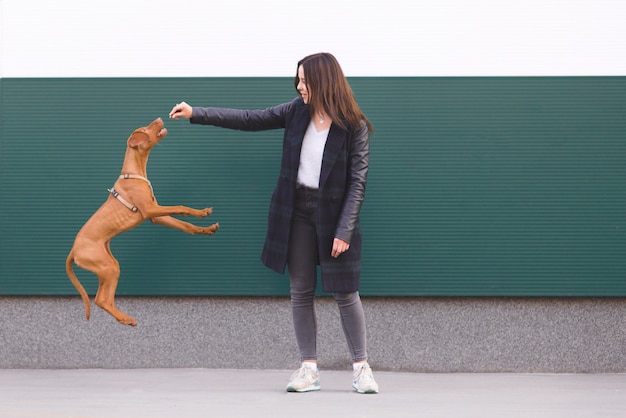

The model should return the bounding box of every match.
[65,118,219,326]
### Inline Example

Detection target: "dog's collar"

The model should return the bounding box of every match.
[118,174,154,195]
[107,174,154,213]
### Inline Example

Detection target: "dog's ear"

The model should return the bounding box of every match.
[128,131,149,149]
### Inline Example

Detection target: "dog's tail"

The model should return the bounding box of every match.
[65,251,91,321]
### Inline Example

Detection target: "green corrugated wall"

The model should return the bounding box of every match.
[0,77,624,296]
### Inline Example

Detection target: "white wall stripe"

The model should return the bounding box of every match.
[1,0,625,77]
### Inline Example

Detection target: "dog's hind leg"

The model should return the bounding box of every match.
[93,256,138,327]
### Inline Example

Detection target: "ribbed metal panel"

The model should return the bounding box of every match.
[353,77,625,296]
[1,77,624,296]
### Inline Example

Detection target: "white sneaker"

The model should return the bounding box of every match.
[352,363,379,394]
[286,363,321,392]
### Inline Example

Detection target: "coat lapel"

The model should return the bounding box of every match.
[319,125,347,189]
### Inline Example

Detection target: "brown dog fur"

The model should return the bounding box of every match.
[65,118,218,326]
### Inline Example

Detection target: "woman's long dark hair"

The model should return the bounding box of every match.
[295,52,373,133]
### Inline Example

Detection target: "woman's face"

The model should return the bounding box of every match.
[297,65,309,104]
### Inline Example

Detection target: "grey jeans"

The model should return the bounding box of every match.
[287,186,368,363]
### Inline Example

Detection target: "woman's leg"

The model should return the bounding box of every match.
[287,189,320,362]
[334,291,379,393]
[333,291,368,362]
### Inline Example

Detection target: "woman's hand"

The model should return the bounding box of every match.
[169,102,193,120]
[331,238,350,258]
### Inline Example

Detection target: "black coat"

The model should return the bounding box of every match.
[190,98,369,292]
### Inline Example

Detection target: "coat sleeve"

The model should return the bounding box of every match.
[189,99,297,131]
[334,121,370,243]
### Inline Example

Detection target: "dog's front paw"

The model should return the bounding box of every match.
[199,207,213,218]
[201,223,219,235]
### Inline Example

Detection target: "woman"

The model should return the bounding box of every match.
[169,52,378,394]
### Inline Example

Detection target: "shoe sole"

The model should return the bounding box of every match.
[286,385,321,393]
[352,384,378,394]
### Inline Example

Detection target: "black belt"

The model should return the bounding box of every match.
[296,184,319,193]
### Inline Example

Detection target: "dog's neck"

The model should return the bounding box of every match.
[121,149,149,178]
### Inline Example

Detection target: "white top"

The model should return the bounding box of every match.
[296,121,330,189]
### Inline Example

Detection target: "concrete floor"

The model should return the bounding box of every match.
[1,369,625,418]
